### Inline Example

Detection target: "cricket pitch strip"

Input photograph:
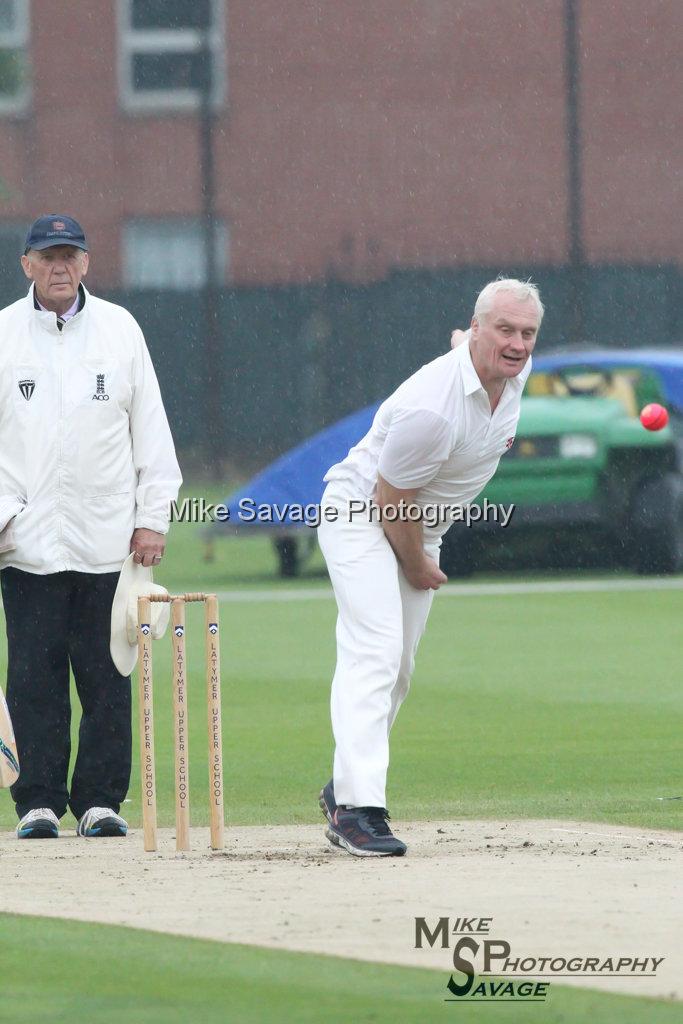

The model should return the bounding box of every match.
[1,818,680,1001]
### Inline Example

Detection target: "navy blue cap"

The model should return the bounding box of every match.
[24,214,88,253]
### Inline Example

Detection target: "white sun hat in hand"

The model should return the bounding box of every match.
[110,553,170,676]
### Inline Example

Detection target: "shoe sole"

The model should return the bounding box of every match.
[325,825,405,858]
[319,788,335,824]
[78,824,127,838]
[17,826,58,839]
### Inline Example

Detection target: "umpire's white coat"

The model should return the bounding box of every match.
[0,285,182,574]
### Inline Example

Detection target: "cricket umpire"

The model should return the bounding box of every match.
[0,214,182,839]
[317,278,543,856]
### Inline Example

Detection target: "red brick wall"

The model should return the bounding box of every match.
[0,0,679,287]
[224,0,570,282]
[580,0,682,264]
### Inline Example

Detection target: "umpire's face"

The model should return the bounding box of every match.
[21,244,89,309]
[470,293,539,383]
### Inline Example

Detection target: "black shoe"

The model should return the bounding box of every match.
[319,779,337,823]
[325,806,407,857]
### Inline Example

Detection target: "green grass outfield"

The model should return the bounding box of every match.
[1,915,681,1024]
[0,502,681,832]
[1,578,681,831]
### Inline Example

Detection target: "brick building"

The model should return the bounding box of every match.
[0,0,680,293]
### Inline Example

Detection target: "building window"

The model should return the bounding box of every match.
[0,222,28,294]
[0,0,30,115]
[118,0,225,112]
[122,218,228,289]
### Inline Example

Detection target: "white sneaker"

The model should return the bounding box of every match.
[77,806,128,838]
[16,807,59,839]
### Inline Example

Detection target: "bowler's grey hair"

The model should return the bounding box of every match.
[474,277,544,324]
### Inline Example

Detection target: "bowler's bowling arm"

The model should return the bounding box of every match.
[450,327,471,349]
[375,474,447,591]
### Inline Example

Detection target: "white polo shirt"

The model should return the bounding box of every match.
[324,342,531,541]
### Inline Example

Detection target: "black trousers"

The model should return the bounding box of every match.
[1,567,131,821]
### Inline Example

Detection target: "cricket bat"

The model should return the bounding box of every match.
[0,687,19,787]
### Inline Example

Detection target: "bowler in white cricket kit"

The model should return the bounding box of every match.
[317,279,543,856]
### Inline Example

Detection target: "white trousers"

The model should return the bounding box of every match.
[318,489,438,808]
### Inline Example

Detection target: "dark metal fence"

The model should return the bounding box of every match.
[1,263,678,468]
[102,264,681,466]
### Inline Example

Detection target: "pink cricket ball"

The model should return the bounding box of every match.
[639,403,669,431]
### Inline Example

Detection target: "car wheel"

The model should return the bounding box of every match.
[439,527,476,578]
[630,473,683,574]
[273,536,300,577]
